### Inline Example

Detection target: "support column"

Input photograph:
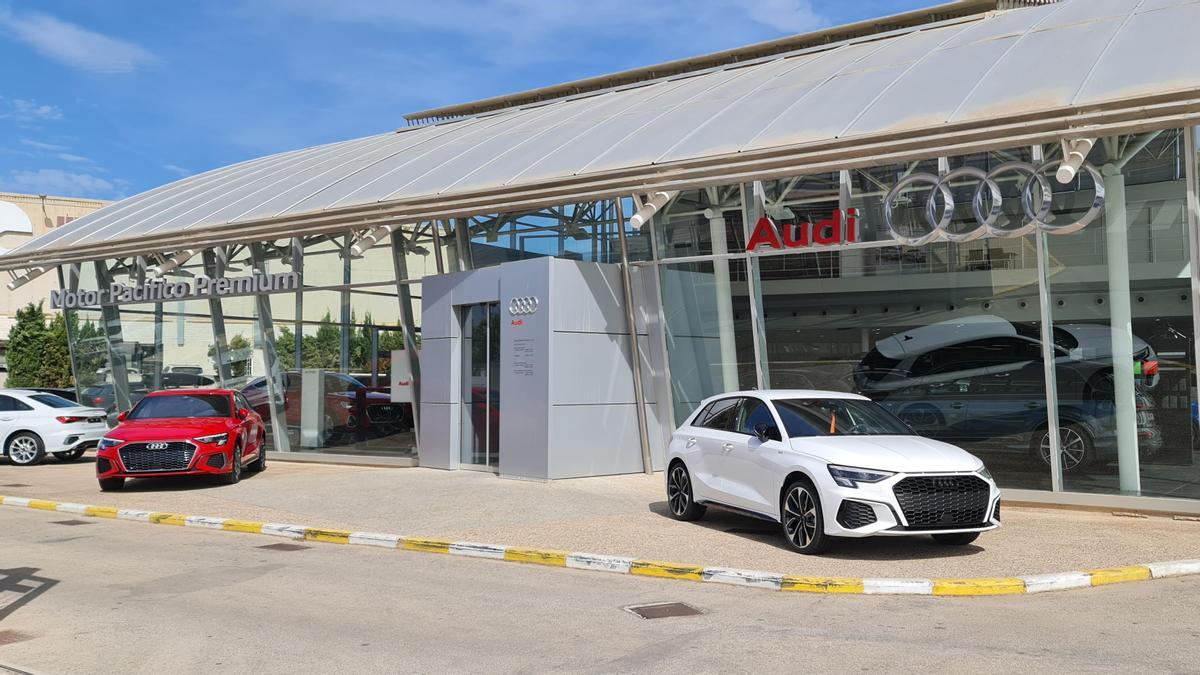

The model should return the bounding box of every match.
[391,230,422,447]
[58,265,84,398]
[93,261,132,412]
[454,218,473,271]
[203,250,233,386]
[706,208,739,392]
[1102,164,1141,493]
[292,238,303,370]
[250,243,291,453]
[615,197,653,474]
[341,234,352,372]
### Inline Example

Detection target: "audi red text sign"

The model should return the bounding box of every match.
[746,208,859,252]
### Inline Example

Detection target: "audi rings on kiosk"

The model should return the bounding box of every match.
[882,161,1106,247]
[508,296,540,316]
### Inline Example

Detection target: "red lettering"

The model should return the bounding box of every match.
[813,209,842,245]
[511,319,524,326]
[745,216,782,251]
[845,208,858,243]
[782,220,809,248]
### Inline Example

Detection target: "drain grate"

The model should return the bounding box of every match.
[256,543,311,552]
[623,602,703,620]
[0,484,32,488]
[51,520,93,527]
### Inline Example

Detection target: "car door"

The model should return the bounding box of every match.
[684,397,741,502]
[0,394,39,443]
[0,394,18,446]
[720,397,790,515]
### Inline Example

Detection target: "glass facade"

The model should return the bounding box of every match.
[56,124,1200,504]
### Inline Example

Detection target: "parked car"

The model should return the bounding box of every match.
[28,387,78,403]
[241,371,412,438]
[95,389,266,491]
[853,316,1162,471]
[163,365,206,376]
[80,383,151,423]
[0,389,108,466]
[666,390,1000,554]
[160,372,216,389]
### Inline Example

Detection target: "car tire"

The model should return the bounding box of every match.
[53,448,88,462]
[248,434,267,472]
[1033,422,1095,472]
[931,532,980,546]
[666,462,706,521]
[220,444,243,485]
[781,476,832,555]
[6,432,46,466]
[98,477,125,491]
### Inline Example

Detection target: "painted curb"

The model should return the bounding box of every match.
[4,494,1198,597]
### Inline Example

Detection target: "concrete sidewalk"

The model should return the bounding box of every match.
[3,454,1199,579]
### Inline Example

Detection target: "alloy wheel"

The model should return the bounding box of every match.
[1039,427,1088,470]
[9,436,40,464]
[783,486,819,549]
[667,466,691,516]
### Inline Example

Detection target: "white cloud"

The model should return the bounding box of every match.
[0,6,155,74]
[1,98,63,122]
[20,138,67,151]
[57,153,92,164]
[4,169,122,199]
[162,164,192,177]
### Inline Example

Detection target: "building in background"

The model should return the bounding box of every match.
[0,192,108,386]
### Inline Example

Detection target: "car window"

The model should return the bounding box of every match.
[698,397,740,431]
[129,394,232,420]
[29,394,77,409]
[774,398,914,438]
[691,401,716,426]
[234,393,252,411]
[736,398,776,436]
[0,395,33,412]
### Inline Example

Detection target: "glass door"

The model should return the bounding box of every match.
[460,303,501,469]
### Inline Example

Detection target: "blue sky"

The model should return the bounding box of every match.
[0,0,928,201]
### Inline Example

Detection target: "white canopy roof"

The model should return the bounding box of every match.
[5,0,1200,269]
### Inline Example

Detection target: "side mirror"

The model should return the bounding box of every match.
[753,422,780,443]
[237,408,250,420]
[116,411,128,422]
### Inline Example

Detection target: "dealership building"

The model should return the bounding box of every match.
[4,0,1200,512]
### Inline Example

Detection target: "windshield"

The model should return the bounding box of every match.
[773,398,914,438]
[30,394,78,409]
[129,394,231,420]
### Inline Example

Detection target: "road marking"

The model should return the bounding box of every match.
[3,495,1198,598]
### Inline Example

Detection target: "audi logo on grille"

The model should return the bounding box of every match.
[508,296,540,316]
[147,442,169,450]
[882,161,1106,247]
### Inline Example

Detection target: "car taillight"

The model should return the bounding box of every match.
[1143,360,1159,377]
[92,397,105,405]
[56,416,86,424]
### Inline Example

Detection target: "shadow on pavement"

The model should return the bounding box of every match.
[648,500,983,562]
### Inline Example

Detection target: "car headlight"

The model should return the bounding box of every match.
[828,464,894,488]
[98,437,122,450]
[977,465,994,481]
[194,433,229,446]
[339,400,354,410]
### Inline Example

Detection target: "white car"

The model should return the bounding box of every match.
[0,390,108,466]
[666,390,1000,554]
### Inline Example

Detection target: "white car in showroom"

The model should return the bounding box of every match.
[666,390,1000,554]
[0,390,108,466]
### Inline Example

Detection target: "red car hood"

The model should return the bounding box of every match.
[108,418,235,442]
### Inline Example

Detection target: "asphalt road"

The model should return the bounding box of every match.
[2,508,1200,674]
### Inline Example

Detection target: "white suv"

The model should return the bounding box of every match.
[666,390,1000,554]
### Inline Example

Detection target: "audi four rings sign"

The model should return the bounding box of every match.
[882,161,1106,246]
[508,296,539,316]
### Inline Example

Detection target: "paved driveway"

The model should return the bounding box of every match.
[2,455,1199,578]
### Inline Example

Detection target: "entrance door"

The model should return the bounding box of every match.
[460,302,501,469]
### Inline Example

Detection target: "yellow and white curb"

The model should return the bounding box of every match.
[5,494,1199,597]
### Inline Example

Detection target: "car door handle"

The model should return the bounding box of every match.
[0,417,12,422]
[685,437,698,448]
[722,443,734,452]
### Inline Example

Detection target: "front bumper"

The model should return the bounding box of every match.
[816,470,1001,538]
[96,441,235,479]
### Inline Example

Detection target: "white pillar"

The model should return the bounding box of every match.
[1102,165,1141,493]
[708,211,739,392]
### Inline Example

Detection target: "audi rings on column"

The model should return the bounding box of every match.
[882,161,1106,247]
[508,296,540,316]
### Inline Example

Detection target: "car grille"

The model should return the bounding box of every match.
[836,500,877,529]
[366,405,400,423]
[118,442,196,473]
[893,475,990,529]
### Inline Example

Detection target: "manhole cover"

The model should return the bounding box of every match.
[256,543,310,551]
[623,602,703,620]
[0,630,35,646]
[0,484,32,488]
[51,520,93,526]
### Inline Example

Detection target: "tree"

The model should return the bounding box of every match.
[5,302,50,388]
[207,333,253,379]
[40,313,74,387]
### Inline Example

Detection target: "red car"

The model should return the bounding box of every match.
[95,389,266,491]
